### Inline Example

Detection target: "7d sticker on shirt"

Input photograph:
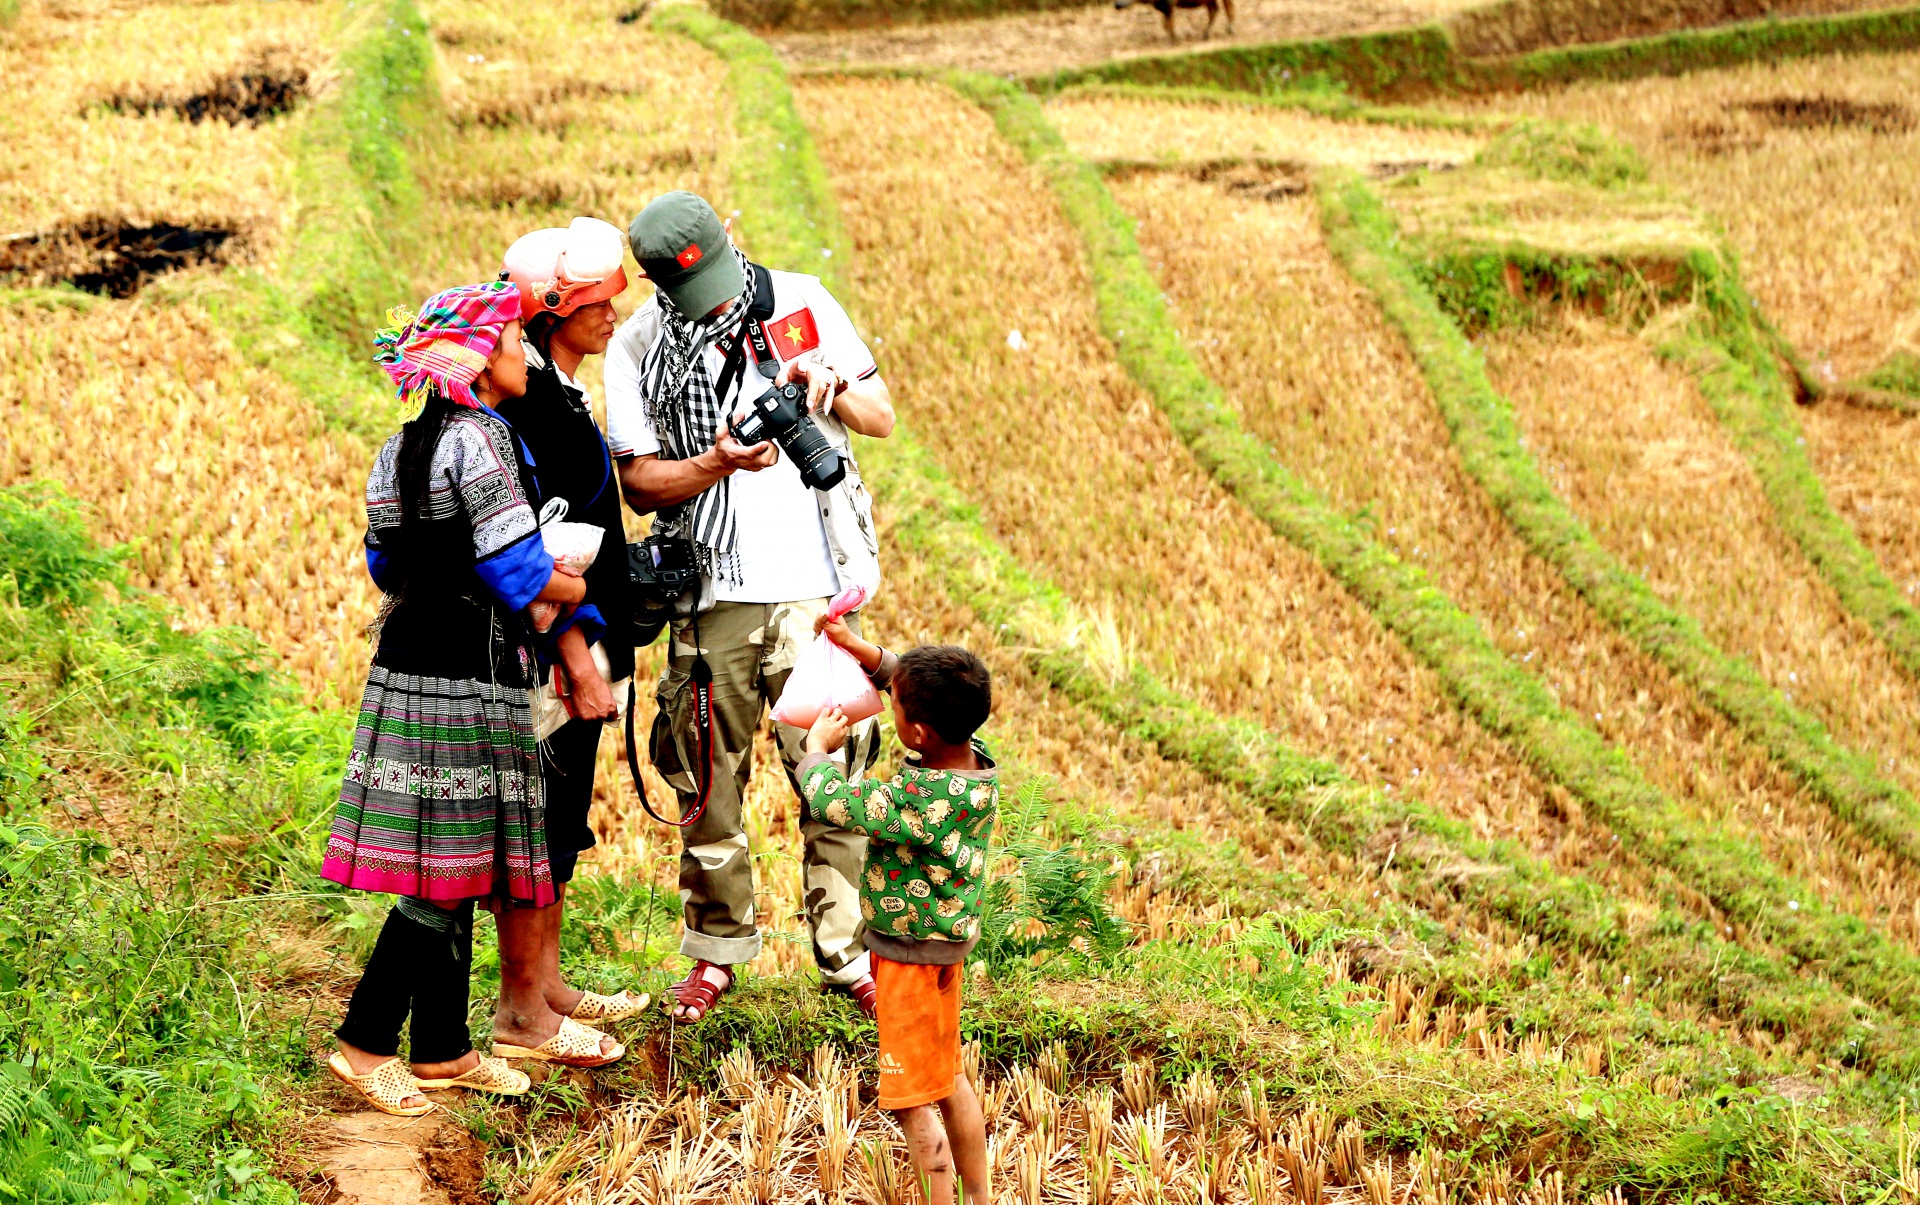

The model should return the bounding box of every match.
[769,307,821,360]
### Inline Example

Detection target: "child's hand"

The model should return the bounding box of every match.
[814,612,856,649]
[807,706,852,754]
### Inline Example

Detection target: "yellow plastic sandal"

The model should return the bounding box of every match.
[567,990,650,1024]
[491,1016,624,1068]
[326,1052,434,1117]
[415,1054,531,1096]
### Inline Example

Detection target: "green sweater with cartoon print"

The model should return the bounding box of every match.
[798,742,998,965]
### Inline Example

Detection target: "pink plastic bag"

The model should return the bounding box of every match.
[770,586,881,729]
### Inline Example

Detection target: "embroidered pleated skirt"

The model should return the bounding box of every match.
[322,665,552,905]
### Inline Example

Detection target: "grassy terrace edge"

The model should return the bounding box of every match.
[1314,172,1920,879]
[641,8,1920,1069]
[1027,4,1920,99]
[941,68,1920,1026]
[1664,280,1920,689]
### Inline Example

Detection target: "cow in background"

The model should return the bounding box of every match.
[1115,0,1233,41]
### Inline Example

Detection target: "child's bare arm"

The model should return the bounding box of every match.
[813,612,885,674]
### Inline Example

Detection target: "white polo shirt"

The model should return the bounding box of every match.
[604,270,880,605]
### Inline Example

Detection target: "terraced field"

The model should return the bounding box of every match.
[9,0,1920,1201]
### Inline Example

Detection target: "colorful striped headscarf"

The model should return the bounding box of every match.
[372,280,522,408]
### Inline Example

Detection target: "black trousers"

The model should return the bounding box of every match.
[335,900,475,1065]
[543,718,602,886]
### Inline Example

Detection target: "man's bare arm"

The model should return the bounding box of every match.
[831,375,894,439]
[618,427,779,513]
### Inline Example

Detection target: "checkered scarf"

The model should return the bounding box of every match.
[373,281,522,408]
[637,247,758,587]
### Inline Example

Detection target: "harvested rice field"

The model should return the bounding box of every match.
[12,0,1920,1201]
[805,80,1562,844]
[1480,317,1920,821]
[1106,164,1920,951]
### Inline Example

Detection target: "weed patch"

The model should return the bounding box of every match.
[0,219,239,298]
[0,483,350,1203]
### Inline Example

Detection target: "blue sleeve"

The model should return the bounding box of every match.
[365,546,397,593]
[474,531,553,613]
[536,604,606,664]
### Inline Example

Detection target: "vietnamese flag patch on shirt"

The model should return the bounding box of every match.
[768,307,821,360]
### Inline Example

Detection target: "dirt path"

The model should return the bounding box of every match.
[771,0,1482,77]
[309,1103,490,1205]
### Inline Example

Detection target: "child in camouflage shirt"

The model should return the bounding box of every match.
[800,616,994,1205]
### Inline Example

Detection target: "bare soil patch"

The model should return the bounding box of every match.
[102,58,309,126]
[1736,93,1916,133]
[0,219,239,297]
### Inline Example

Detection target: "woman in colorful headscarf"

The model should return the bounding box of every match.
[322,281,623,1119]
[489,218,651,1031]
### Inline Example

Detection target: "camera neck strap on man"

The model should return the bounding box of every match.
[711,315,780,407]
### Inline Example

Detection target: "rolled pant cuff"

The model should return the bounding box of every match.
[819,949,871,987]
[680,929,762,966]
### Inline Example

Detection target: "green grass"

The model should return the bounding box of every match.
[0,485,352,1205]
[1031,23,1462,100]
[945,67,1920,1029]
[1319,169,1920,894]
[1474,5,1920,90]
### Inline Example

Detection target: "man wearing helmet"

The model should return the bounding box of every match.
[604,191,895,1023]
[490,217,654,1042]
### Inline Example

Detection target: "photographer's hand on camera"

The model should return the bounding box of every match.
[778,353,896,439]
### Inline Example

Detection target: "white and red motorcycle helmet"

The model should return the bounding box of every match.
[500,216,629,318]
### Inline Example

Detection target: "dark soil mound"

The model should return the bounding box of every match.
[104,63,308,126]
[1737,94,1915,133]
[0,220,239,298]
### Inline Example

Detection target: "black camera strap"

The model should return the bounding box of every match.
[712,317,781,411]
[624,611,717,829]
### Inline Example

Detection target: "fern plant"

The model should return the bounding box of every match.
[973,778,1131,973]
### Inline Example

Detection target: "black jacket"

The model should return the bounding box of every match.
[494,351,636,683]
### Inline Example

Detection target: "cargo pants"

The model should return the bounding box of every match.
[650,598,880,984]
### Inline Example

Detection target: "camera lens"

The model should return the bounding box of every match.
[783,418,846,492]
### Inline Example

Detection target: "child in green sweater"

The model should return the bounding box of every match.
[800,617,995,1205]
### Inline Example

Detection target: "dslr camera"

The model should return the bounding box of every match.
[730,380,846,492]
[627,532,699,646]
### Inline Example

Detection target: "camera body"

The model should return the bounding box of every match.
[729,380,847,492]
[627,533,699,646]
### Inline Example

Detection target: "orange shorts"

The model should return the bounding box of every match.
[872,955,963,1110]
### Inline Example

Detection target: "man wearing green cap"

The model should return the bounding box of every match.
[605,191,895,1022]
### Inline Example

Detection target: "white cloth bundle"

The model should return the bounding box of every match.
[528,497,603,633]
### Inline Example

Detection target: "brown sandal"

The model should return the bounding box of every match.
[491,1017,624,1068]
[326,1052,433,1117]
[667,960,734,1022]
